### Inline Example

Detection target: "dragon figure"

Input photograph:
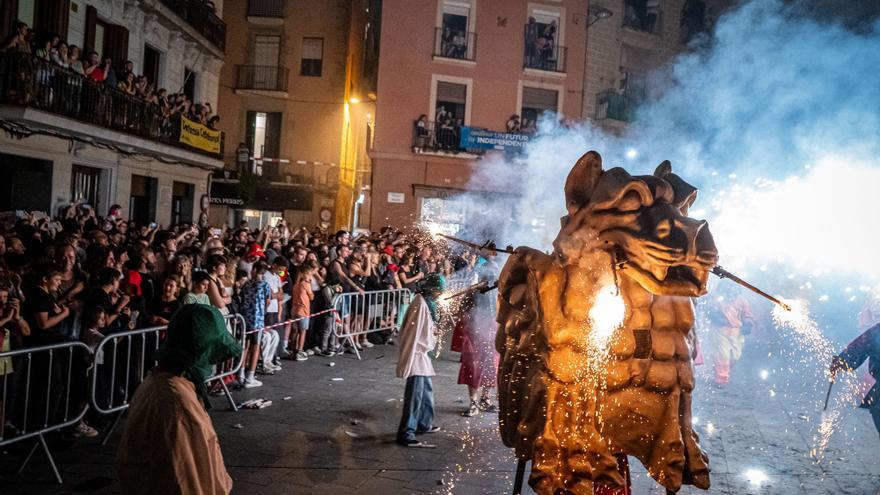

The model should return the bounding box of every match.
[495,151,718,494]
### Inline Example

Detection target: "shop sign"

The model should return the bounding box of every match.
[387,192,405,204]
[180,116,222,154]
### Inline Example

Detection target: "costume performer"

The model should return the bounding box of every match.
[117,304,241,495]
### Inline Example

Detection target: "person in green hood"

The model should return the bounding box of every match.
[117,304,241,495]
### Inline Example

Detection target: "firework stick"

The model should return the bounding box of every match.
[823,379,834,411]
[438,234,516,255]
[711,265,792,311]
[512,459,527,495]
[442,281,498,300]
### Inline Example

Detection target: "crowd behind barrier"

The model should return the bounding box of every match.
[0,194,487,482]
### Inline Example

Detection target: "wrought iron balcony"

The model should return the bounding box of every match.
[523,26,566,73]
[433,28,477,61]
[159,0,227,51]
[248,0,285,17]
[0,52,224,158]
[595,91,635,122]
[235,65,290,92]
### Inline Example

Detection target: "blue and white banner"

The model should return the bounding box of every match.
[459,127,530,152]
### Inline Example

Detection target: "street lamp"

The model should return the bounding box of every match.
[574,7,614,26]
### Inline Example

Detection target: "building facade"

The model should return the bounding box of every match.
[212,0,350,230]
[0,0,226,225]
[585,0,719,127]
[365,0,588,232]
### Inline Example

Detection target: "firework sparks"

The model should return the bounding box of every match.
[588,285,626,348]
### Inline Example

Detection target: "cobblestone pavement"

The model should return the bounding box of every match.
[2,340,879,494]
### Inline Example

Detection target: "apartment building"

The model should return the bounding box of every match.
[212,0,352,229]
[365,0,588,232]
[0,0,226,225]
[586,0,720,127]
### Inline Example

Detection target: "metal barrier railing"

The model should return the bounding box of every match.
[331,288,412,359]
[0,341,93,484]
[89,314,246,422]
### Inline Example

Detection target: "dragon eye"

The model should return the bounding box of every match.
[656,219,672,239]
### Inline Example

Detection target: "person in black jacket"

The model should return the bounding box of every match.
[830,323,880,439]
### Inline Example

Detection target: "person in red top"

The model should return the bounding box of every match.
[289,263,315,361]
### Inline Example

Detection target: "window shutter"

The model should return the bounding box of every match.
[84,5,97,53]
[104,24,129,66]
[34,0,70,40]
[245,111,257,158]
[264,112,282,159]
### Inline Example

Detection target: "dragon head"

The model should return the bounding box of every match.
[553,151,718,297]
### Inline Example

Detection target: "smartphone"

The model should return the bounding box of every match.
[149,222,158,229]
[211,228,222,237]
[82,204,91,210]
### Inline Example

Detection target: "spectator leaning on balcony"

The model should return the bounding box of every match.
[68,45,84,74]
[0,22,31,53]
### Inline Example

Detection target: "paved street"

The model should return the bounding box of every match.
[2,338,879,494]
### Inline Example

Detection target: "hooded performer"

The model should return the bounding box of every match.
[117,304,241,495]
[396,273,444,446]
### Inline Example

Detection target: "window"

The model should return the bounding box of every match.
[623,0,662,33]
[171,181,195,225]
[183,67,196,102]
[129,175,157,226]
[246,111,282,174]
[520,86,559,132]
[71,165,102,211]
[300,38,323,77]
[17,0,35,26]
[435,81,467,123]
[524,9,563,71]
[253,35,282,89]
[436,2,475,60]
[0,153,51,213]
[143,44,162,87]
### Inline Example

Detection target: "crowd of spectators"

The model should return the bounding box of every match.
[0,201,476,441]
[0,21,220,130]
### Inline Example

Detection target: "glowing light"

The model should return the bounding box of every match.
[421,221,445,237]
[705,422,717,437]
[692,416,699,425]
[348,97,360,104]
[588,285,626,347]
[760,369,769,380]
[625,148,638,159]
[743,469,768,485]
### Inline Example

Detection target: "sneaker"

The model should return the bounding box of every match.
[243,378,263,388]
[396,437,421,447]
[354,343,364,351]
[311,346,322,354]
[479,397,497,412]
[281,349,294,360]
[386,339,395,345]
[417,425,441,435]
[305,349,315,356]
[363,341,375,348]
[257,364,275,375]
[320,350,335,357]
[295,351,309,361]
[72,421,98,438]
[461,401,480,417]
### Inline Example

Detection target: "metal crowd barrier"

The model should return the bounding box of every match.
[331,288,412,359]
[0,341,93,484]
[89,313,247,433]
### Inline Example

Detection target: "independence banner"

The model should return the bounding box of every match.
[179,116,222,154]
[459,127,530,152]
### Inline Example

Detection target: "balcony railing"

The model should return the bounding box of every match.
[595,91,635,122]
[523,31,566,72]
[235,65,289,92]
[433,28,477,61]
[248,0,285,18]
[159,0,227,51]
[0,52,224,158]
[412,120,491,156]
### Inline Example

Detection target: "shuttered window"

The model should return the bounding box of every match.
[300,37,323,77]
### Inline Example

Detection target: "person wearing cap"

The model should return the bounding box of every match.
[117,304,241,495]
[238,242,266,275]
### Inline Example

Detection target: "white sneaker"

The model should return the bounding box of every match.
[305,349,315,356]
[363,341,374,348]
[244,378,263,388]
[311,346,322,354]
[295,351,309,361]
